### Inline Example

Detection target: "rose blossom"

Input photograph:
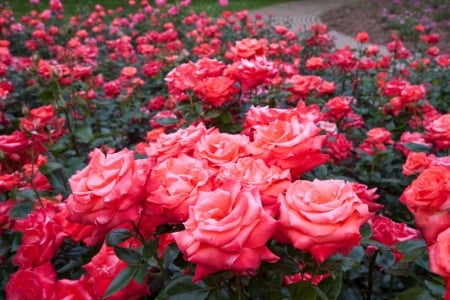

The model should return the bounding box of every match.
[83,242,150,299]
[143,154,215,226]
[426,114,450,150]
[142,122,211,163]
[65,148,152,238]
[402,152,432,176]
[12,204,67,268]
[276,179,371,263]
[173,180,279,282]
[247,118,328,177]
[400,166,450,213]
[6,262,56,299]
[216,157,291,216]
[193,129,249,166]
[370,215,420,261]
[429,227,450,278]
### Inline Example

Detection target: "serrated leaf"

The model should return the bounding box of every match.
[74,125,94,143]
[156,275,211,300]
[104,265,139,298]
[113,246,143,265]
[106,229,133,246]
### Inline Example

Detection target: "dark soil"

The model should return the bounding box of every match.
[320,0,450,52]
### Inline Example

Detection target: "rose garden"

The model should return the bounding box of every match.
[0,0,449,299]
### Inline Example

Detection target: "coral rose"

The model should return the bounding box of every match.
[426,114,450,150]
[429,227,450,278]
[173,180,279,282]
[66,148,152,238]
[276,179,371,263]
[193,129,249,166]
[143,154,215,226]
[216,157,291,216]
[194,75,237,107]
[400,166,450,213]
[247,118,328,177]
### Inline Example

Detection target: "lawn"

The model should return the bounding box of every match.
[4,0,294,17]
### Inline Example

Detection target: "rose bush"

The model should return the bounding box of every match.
[0,0,449,299]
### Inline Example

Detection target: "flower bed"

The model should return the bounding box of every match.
[0,1,449,299]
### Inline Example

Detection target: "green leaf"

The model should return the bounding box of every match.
[204,108,222,119]
[288,282,318,300]
[162,244,180,269]
[143,239,159,260]
[156,275,211,300]
[9,200,35,219]
[155,117,179,126]
[113,246,143,265]
[318,272,342,300]
[134,263,150,285]
[404,143,431,153]
[220,111,232,124]
[394,287,433,300]
[74,124,94,143]
[104,265,139,298]
[106,229,133,246]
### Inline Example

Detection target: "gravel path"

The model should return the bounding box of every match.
[251,0,387,52]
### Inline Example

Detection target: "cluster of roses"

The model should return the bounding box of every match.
[400,153,450,296]
[2,104,382,299]
[0,105,65,194]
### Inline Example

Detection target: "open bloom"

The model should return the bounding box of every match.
[276,179,371,263]
[173,180,279,282]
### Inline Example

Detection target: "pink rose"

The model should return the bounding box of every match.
[193,129,249,166]
[247,119,328,177]
[173,180,279,282]
[276,179,371,263]
[216,157,291,216]
[429,227,450,278]
[426,114,450,150]
[66,148,151,238]
[143,154,215,226]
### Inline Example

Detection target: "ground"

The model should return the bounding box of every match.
[320,0,450,52]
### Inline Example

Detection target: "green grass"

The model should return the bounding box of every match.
[4,0,294,17]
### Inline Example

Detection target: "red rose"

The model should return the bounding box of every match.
[173,180,279,282]
[370,215,420,261]
[13,204,67,268]
[276,179,371,263]
[83,242,150,300]
[6,262,57,300]
[194,75,237,107]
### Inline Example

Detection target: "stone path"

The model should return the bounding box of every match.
[251,0,387,52]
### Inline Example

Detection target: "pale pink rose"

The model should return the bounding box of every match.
[66,148,152,237]
[276,179,371,263]
[219,0,228,7]
[173,180,279,282]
